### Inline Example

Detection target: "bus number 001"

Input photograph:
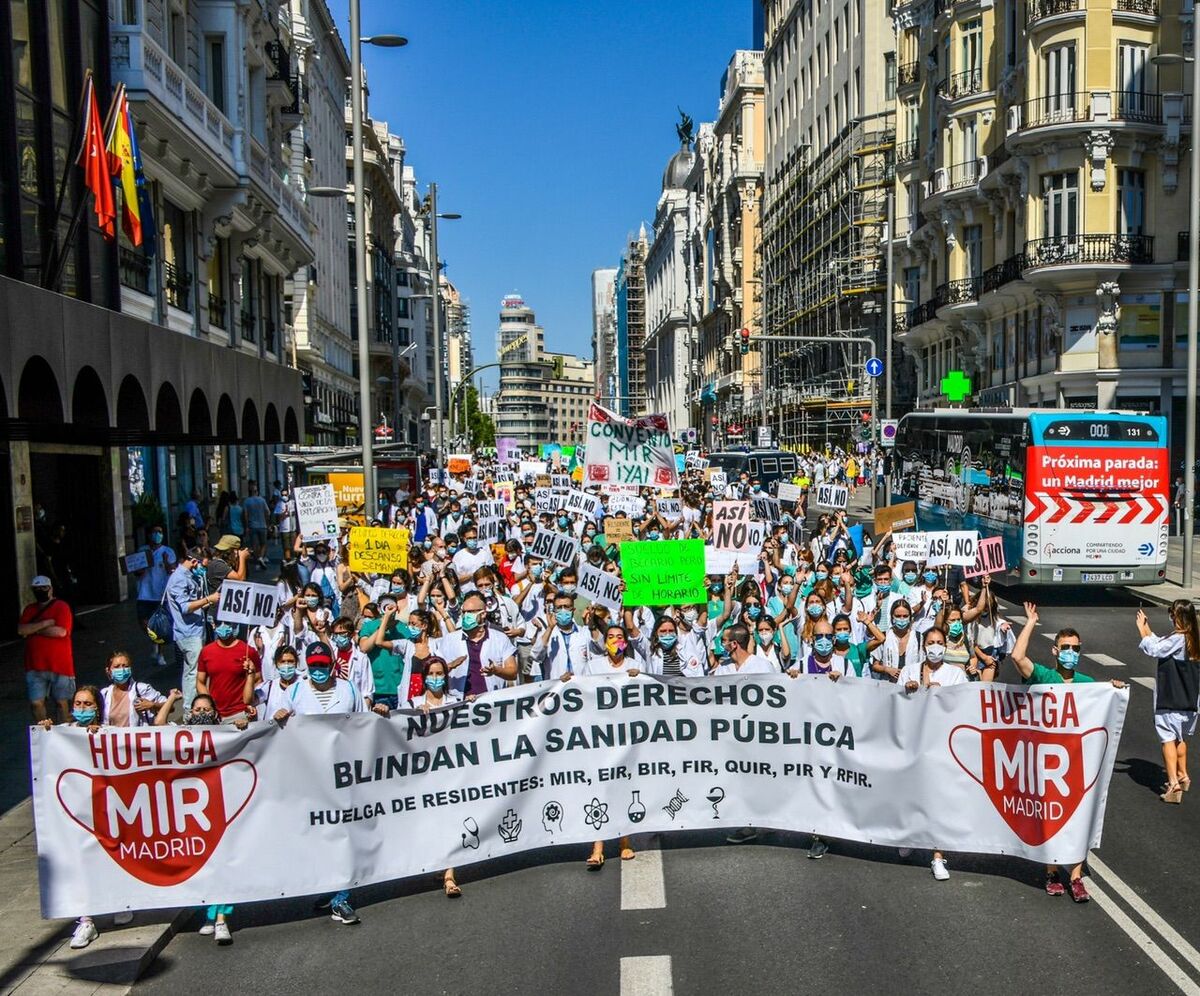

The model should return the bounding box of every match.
[1089,424,1110,439]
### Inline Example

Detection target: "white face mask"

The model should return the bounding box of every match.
[925,644,946,664]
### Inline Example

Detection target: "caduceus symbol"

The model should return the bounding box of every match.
[706,787,725,820]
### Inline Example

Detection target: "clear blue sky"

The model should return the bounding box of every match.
[329,1,753,388]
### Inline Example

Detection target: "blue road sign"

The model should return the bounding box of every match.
[865,357,884,378]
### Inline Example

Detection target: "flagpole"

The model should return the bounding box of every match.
[41,70,96,287]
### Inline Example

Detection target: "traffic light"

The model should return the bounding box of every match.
[739,328,751,355]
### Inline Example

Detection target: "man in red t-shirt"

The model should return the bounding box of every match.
[196,621,261,720]
[17,576,74,723]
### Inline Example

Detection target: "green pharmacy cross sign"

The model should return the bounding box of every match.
[941,370,972,403]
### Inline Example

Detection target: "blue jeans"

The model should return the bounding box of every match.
[175,635,204,708]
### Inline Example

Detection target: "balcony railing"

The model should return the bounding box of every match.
[119,246,150,294]
[938,68,984,100]
[1024,233,1155,268]
[241,310,257,343]
[898,61,920,87]
[265,40,291,82]
[910,298,940,326]
[981,253,1026,293]
[163,261,192,311]
[208,293,227,330]
[943,276,983,305]
[896,138,919,164]
[946,158,984,190]
[1115,0,1158,13]
[893,311,913,334]
[1021,92,1091,129]
[1027,0,1081,23]
[1112,90,1162,123]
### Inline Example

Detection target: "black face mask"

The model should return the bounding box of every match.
[33,590,50,604]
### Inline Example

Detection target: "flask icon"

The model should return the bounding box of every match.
[627,790,646,824]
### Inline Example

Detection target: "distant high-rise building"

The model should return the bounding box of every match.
[496,294,550,452]
[616,227,650,416]
[591,268,618,405]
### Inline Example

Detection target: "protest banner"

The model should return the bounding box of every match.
[463,477,480,496]
[620,539,706,606]
[294,484,339,542]
[704,547,762,577]
[964,535,1008,579]
[578,562,624,614]
[657,498,682,521]
[31,678,1128,917]
[216,580,280,628]
[564,490,602,519]
[709,470,728,493]
[120,550,148,574]
[518,461,544,482]
[534,488,559,514]
[712,502,765,554]
[428,469,448,486]
[926,531,980,567]
[348,526,410,572]
[685,452,709,471]
[551,474,571,490]
[584,403,679,490]
[874,501,917,534]
[892,531,929,562]
[751,495,781,524]
[447,454,473,475]
[776,482,804,504]
[494,484,515,510]
[815,483,849,510]
[476,518,503,545]
[607,495,645,518]
[604,516,635,544]
[535,474,552,488]
[530,528,580,567]
[475,500,506,522]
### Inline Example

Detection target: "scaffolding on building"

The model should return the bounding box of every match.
[762,113,895,451]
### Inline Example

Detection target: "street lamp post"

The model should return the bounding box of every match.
[422,184,461,474]
[391,340,417,441]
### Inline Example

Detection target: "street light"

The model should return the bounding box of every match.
[1152,50,1198,585]
[422,183,461,474]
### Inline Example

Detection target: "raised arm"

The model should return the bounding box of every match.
[1010,601,1039,680]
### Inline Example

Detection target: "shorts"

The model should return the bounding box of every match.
[248,527,268,548]
[26,670,76,704]
[1154,709,1198,743]
[136,599,158,624]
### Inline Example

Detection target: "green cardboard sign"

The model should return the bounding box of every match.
[619,539,707,607]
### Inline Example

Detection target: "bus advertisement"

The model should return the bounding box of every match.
[891,409,1169,585]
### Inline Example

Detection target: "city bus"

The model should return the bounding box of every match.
[890,409,1169,585]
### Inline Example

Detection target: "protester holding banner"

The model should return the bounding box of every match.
[646,617,705,677]
[326,617,379,712]
[99,650,167,728]
[196,622,261,722]
[253,645,303,720]
[870,600,919,682]
[440,591,518,697]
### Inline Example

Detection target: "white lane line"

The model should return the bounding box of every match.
[1131,676,1155,690]
[1089,852,1200,973]
[1085,877,1200,995]
[620,956,673,996]
[1087,653,1126,668]
[1008,614,1027,625]
[75,604,116,616]
[621,849,666,910]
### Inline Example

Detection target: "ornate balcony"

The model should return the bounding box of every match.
[208,293,227,330]
[898,61,920,88]
[1024,233,1154,269]
[937,68,984,100]
[945,158,984,190]
[1114,0,1158,13]
[896,139,919,164]
[1020,93,1091,129]
[119,246,151,294]
[1111,90,1162,124]
[981,253,1026,293]
[1027,0,1081,23]
[163,261,192,312]
[943,276,982,305]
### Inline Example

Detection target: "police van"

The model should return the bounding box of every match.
[707,449,799,489]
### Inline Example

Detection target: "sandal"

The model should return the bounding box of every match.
[444,879,462,898]
[620,847,636,861]
[1161,783,1183,804]
[586,853,605,870]
[1180,775,1192,793]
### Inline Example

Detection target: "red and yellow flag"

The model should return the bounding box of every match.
[106,84,143,246]
[76,74,116,240]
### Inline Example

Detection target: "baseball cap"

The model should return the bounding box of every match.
[31,575,51,589]
[214,534,242,551]
[305,642,333,668]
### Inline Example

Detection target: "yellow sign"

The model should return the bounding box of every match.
[348,526,410,573]
[327,472,366,514]
[499,333,528,357]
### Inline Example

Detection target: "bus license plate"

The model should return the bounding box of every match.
[1081,573,1116,583]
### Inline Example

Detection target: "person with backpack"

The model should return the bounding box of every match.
[1136,601,1200,803]
[164,548,220,708]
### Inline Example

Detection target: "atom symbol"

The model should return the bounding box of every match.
[582,797,609,831]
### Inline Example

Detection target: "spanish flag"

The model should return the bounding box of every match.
[76,74,116,240]
[107,84,155,253]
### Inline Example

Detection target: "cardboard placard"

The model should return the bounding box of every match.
[607,495,645,518]
[348,526,411,573]
[604,516,635,544]
[874,501,917,534]
[447,454,473,475]
[620,539,707,606]
[963,535,1007,578]
[578,562,623,614]
[121,550,149,574]
[295,484,339,542]
[216,580,280,628]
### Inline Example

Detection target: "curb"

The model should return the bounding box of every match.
[1128,585,1200,608]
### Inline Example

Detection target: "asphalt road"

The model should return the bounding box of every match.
[131,584,1200,996]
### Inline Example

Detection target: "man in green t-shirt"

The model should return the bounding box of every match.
[1012,602,1125,904]
[357,597,410,708]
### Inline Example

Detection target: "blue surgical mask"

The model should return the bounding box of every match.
[462,611,481,631]
[423,539,433,550]
[277,663,297,681]
[834,631,851,646]
[555,608,574,627]
[683,609,699,623]
[426,676,447,692]
[530,564,544,578]
[658,633,678,649]
[875,582,890,594]
[647,531,661,541]
[923,570,938,584]
[948,621,964,638]
[332,634,351,649]
[466,538,479,552]
[815,571,828,582]
[780,583,795,596]
[892,616,911,631]
[1057,648,1080,669]
[72,707,98,724]
[305,595,320,609]
[746,605,762,620]
[150,530,163,543]
[814,636,834,655]
[903,571,918,585]
[309,666,332,684]
[559,584,577,596]
[111,666,132,685]
[391,584,406,594]
[806,603,824,619]
[558,517,571,528]
[214,624,235,641]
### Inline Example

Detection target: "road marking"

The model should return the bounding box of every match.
[621,849,666,910]
[1008,614,1027,625]
[1086,653,1126,668]
[1085,877,1200,995]
[1131,676,1155,690]
[620,956,673,996]
[75,604,114,617]
[1089,853,1200,973]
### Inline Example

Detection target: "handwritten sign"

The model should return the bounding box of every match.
[874,501,917,534]
[530,528,580,567]
[963,535,1007,578]
[776,482,804,504]
[657,498,682,521]
[578,562,623,614]
[607,495,645,518]
[216,580,280,628]
[121,550,149,574]
[447,454,472,475]
[892,531,929,562]
[620,539,706,606]
[295,484,339,542]
[584,402,678,490]
[348,526,410,573]
[926,530,980,567]
[604,516,635,544]
[815,483,848,510]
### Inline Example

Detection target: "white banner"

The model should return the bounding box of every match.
[534,489,559,514]
[584,403,678,491]
[294,485,338,543]
[32,677,1128,918]
[215,581,279,628]
[577,563,623,614]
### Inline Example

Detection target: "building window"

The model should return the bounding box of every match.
[885,52,896,101]
[1005,1,1018,68]
[205,37,225,113]
[168,1,187,66]
[1117,169,1145,235]
[963,224,983,279]
[1117,42,1150,118]
[903,266,921,313]
[122,0,140,25]
[1043,44,1076,114]
[960,18,983,76]
[1041,172,1079,240]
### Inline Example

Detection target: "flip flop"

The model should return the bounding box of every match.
[620,847,636,861]
[586,854,605,870]
[444,880,462,898]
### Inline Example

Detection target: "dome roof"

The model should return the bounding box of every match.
[662,145,695,191]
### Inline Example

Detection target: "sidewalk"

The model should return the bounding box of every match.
[1135,532,1200,607]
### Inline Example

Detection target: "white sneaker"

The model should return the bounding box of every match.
[113,911,133,926]
[70,919,98,949]
[198,922,215,936]
[931,857,950,881]
[214,921,232,945]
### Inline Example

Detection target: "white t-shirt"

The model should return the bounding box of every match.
[714,653,776,676]
[578,651,650,677]
[285,677,364,715]
[452,547,494,590]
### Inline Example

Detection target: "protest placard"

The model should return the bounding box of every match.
[551,474,571,490]
[709,470,728,493]
[564,490,602,518]
[584,402,678,490]
[447,454,472,475]
[463,477,480,496]
[713,500,749,525]
[751,495,781,524]
[494,484,515,510]
[518,461,544,482]
[685,452,710,471]
[475,500,506,521]
[120,550,148,574]
[815,483,849,510]
[892,531,929,562]
[607,495,645,518]
[874,501,917,534]
[294,484,339,542]
[620,539,707,606]
[657,498,682,520]
[534,488,559,514]
[476,517,503,545]
[604,516,635,544]
[348,526,410,572]
[216,580,280,628]
[712,507,766,553]
[530,528,580,567]
[535,474,552,488]
[963,535,1007,578]
[776,482,804,504]
[578,562,623,614]
[926,530,980,567]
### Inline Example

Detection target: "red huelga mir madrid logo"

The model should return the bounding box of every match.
[949,689,1108,846]
[55,730,257,887]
